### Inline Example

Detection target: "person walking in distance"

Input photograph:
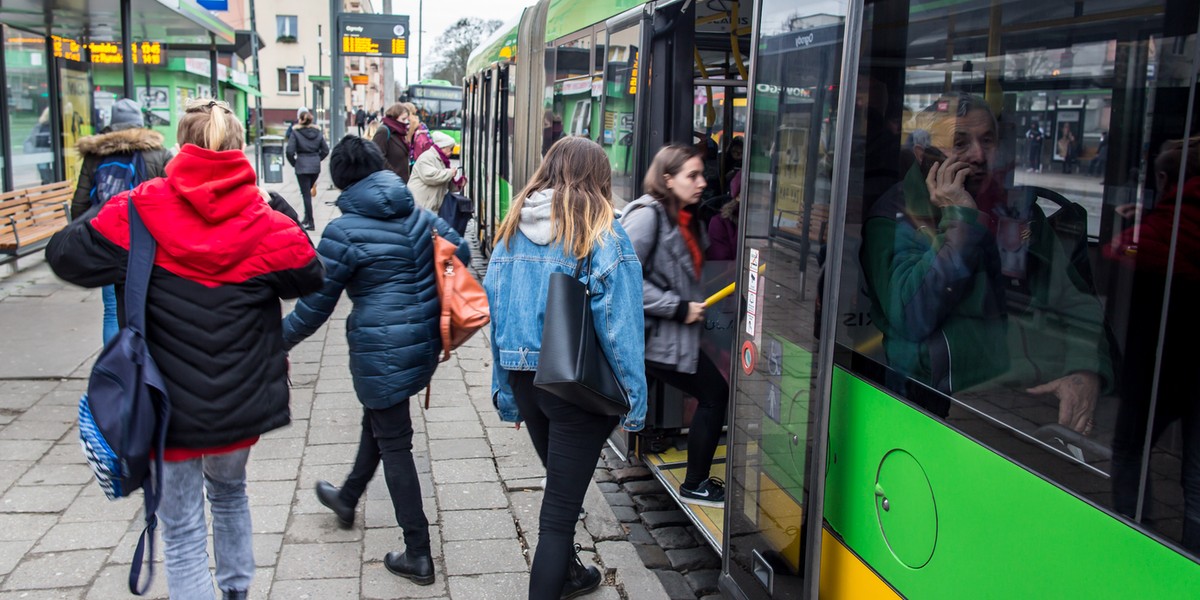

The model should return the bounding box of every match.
[484,137,648,599]
[355,106,368,137]
[621,144,731,507]
[46,98,325,600]
[70,97,173,344]
[286,110,329,230]
[283,136,469,587]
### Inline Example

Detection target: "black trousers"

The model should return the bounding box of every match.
[510,371,618,600]
[646,351,730,487]
[338,403,430,556]
[295,172,317,224]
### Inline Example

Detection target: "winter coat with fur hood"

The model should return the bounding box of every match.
[71,128,172,220]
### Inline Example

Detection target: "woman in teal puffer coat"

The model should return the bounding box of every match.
[281,136,468,587]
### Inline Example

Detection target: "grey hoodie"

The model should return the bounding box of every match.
[519,188,556,245]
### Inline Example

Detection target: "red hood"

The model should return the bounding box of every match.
[91,143,315,286]
[1105,176,1200,280]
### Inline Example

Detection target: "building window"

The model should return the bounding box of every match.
[276,15,298,42]
[277,68,300,93]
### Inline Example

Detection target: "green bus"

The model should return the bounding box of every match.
[463,0,1200,598]
[401,79,463,155]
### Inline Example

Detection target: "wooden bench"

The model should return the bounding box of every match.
[776,203,830,245]
[0,181,73,268]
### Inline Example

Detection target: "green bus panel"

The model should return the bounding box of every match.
[466,22,519,75]
[824,368,1200,598]
[498,177,511,223]
[544,0,649,42]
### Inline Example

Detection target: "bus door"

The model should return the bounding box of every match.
[718,3,857,599]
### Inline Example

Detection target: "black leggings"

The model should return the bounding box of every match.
[646,351,729,487]
[510,371,618,600]
[295,172,317,224]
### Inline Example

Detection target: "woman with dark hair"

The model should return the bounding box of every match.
[485,136,647,599]
[286,110,329,230]
[372,102,412,181]
[620,144,729,507]
[284,136,469,587]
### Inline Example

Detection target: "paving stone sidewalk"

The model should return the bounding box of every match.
[0,160,669,599]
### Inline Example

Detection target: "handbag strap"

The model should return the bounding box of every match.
[124,194,157,335]
[572,254,594,289]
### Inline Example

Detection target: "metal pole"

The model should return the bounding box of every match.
[0,25,12,191]
[417,0,423,80]
[209,34,219,99]
[382,0,394,106]
[249,0,265,179]
[330,0,345,142]
[120,0,135,99]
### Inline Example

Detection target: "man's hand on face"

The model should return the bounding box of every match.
[925,160,978,209]
[1028,371,1101,435]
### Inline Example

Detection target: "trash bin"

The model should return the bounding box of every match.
[261,135,285,184]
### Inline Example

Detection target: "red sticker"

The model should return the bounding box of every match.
[741,340,758,375]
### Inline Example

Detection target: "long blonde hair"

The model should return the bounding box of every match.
[495,137,615,259]
[177,98,243,151]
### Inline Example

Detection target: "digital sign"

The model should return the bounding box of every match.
[339,14,409,58]
[51,37,163,65]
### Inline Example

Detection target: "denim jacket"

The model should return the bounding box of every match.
[482,204,648,431]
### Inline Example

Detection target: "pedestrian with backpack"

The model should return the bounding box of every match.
[46,98,325,600]
[620,144,730,508]
[284,136,469,586]
[70,98,172,344]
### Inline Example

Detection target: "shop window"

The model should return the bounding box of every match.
[277,69,300,94]
[276,15,298,43]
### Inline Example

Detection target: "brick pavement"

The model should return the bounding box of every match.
[0,158,669,599]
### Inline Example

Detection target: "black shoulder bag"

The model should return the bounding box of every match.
[534,255,631,416]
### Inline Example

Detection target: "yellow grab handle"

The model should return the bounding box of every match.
[704,262,766,307]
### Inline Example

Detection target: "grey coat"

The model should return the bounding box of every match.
[286,125,329,175]
[620,195,705,374]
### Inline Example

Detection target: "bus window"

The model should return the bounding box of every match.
[600,24,640,206]
[835,0,1200,558]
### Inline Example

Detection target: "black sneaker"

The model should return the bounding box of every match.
[561,544,601,599]
[679,477,726,508]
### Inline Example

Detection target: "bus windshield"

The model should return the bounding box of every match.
[407,85,463,132]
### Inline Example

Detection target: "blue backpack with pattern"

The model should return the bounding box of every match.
[78,196,170,595]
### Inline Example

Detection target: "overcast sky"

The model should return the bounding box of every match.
[384,0,529,85]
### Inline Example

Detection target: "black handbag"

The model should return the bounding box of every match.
[534,255,631,416]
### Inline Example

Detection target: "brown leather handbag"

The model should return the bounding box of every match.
[431,227,490,362]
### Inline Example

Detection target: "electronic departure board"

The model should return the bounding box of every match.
[339,14,409,58]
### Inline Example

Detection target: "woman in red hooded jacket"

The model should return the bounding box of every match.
[47,98,324,600]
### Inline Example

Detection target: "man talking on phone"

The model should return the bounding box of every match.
[858,93,1112,437]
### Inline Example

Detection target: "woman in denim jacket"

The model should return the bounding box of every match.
[484,137,646,599]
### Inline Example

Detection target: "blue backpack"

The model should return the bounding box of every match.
[78,196,170,595]
[89,151,144,207]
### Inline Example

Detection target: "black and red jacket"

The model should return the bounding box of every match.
[47,144,324,451]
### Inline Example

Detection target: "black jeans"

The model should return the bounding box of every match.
[338,403,430,556]
[510,371,618,600]
[646,351,730,488]
[295,172,317,224]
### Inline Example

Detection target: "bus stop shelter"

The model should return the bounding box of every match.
[0,0,238,192]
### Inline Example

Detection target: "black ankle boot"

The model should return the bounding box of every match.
[222,590,247,600]
[385,551,435,586]
[561,544,601,599]
[314,481,355,528]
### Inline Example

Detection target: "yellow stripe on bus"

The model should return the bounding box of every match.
[820,528,904,600]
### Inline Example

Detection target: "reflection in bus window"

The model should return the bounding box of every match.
[835,0,1200,558]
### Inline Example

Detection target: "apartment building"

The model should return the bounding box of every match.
[215,0,384,132]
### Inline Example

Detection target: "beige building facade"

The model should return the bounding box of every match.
[215,0,384,133]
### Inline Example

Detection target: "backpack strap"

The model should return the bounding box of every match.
[124,196,163,596]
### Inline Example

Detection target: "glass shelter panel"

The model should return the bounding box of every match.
[6,32,56,189]
[723,2,849,598]
[834,0,1200,560]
